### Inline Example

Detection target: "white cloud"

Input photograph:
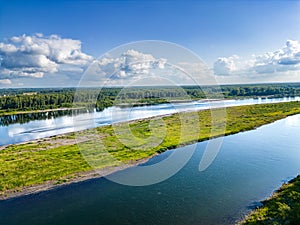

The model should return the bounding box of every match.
[213,55,239,76]
[0,79,12,85]
[214,40,300,77]
[94,49,167,79]
[0,34,93,79]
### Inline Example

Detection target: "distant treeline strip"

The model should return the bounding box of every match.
[1,83,300,114]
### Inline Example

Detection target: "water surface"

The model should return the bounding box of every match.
[1,114,300,224]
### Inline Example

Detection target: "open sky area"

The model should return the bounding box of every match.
[0,0,300,87]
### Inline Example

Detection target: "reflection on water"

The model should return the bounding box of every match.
[0,110,72,126]
[1,114,300,225]
[1,97,300,146]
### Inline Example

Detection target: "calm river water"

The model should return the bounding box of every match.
[1,96,300,145]
[1,113,300,224]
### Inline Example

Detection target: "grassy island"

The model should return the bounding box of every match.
[1,101,300,199]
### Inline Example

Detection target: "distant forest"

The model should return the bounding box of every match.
[1,83,300,114]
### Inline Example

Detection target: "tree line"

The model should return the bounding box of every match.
[1,83,300,114]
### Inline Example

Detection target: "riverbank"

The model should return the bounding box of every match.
[240,175,300,224]
[1,101,300,200]
[0,107,85,116]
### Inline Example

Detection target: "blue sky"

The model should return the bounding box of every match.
[0,0,300,87]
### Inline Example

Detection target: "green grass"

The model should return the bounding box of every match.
[241,175,300,225]
[1,101,300,198]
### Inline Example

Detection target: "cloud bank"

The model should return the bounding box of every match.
[86,50,213,86]
[0,79,12,85]
[214,40,300,77]
[1,34,300,86]
[0,34,93,80]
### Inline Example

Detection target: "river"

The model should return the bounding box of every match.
[1,96,300,146]
[1,113,300,224]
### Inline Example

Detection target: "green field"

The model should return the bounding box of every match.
[1,101,300,199]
